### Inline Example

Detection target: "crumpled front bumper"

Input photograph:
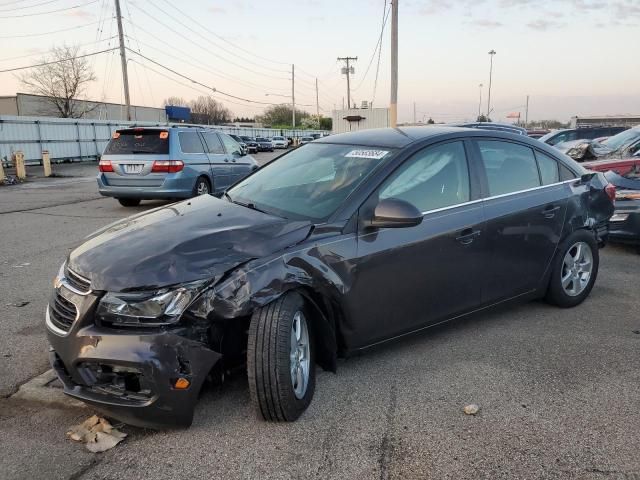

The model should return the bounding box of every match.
[47,314,221,429]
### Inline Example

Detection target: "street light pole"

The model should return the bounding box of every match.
[478,83,483,120]
[291,64,295,129]
[390,0,399,127]
[486,49,496,118]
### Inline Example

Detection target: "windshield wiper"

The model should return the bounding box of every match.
[224,192,270,215]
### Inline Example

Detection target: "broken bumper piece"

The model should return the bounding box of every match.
[47,328,220,429]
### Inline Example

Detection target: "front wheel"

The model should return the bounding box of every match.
[247,292,316,422]
[546,230,599,308]
[117,198,141,207]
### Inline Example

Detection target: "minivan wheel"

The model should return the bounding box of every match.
[546,230,599,308]
[193,176,211,196]
[117,198,141,207]
[247,292,316,422]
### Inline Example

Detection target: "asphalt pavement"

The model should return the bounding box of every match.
[1,153,639,479]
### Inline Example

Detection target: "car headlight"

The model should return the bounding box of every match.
[97,279,209,327]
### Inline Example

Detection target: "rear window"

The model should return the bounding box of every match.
[104,130,169,155]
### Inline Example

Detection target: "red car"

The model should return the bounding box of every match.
[582,157,640,175]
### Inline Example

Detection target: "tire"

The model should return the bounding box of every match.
[247,292,316,422]
[193,176,211,197]
[117,198,141,207]
[546,229,599,308]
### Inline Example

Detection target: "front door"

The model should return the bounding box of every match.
[344,140,488,348]
[473,139,568,303]
[218,133,254,183]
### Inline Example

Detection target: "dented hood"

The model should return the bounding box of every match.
[68,195,312,292]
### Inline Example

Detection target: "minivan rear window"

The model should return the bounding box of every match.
[104,130,169,155]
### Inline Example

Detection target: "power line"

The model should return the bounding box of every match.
[371,0,388,106]
[0,47,117,73]
[0,0,62,13]
[353,3,391,92]
[123,0,154,107]
[127,1,289,80]
[0,20,100,38]
[0,0,98,17]
[156,0,290,67]
[0,36,117,62]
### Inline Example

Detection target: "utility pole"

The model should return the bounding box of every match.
[525,94,529,128]
[390,0,398,127]
[315,78,320,126]
[114,0,131,121]
[486,49,496,119]
[337,56,357,110]
[413,102,416,124]
[291,64,295,129]
[478,83,483,120]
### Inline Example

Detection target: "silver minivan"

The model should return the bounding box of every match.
[97,126,259,206]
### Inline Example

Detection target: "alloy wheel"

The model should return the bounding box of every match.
[290,311,310,399]
[561,241,593,297]
[196,180,209,195]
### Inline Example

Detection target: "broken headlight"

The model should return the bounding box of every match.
[566,143,589,159]
[97,280,208,327]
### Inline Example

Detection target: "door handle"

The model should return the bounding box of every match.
[541,205,560,218]
[224,159,229,162]
[455,228,481,245]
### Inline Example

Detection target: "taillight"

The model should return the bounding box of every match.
[98,160,113,172]
[604,183,616,203]
[151,160,184,173]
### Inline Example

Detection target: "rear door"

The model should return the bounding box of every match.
[473,139,568,303]
[219,133,253,183]
[100,129,170,188]
[177,131,211,184]
[201,131,233,193]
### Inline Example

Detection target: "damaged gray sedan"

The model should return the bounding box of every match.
[46,127,614,428]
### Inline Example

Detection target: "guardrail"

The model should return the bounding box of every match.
[0,115,328,166]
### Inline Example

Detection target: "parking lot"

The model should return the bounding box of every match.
[1,151,639,480]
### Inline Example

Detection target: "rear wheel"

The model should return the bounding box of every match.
[117,198,141,207]
[193,176,211,197]
[247,292,315,422]
[546,230,599,308]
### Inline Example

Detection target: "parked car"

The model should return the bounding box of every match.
[310,133,322,140]
[255,136,274,152]
[583,157,640,175]
[559,127,640,161]
[539,126,628,147]
[599,170,640,252]
[240,136,258,154]
[527,129,550,139]
[299,136,314,145]
[97,127,258,206]
[47,126,614,429]
[228,134,248,155]
[450,122,528,136]
[271,136,288,149]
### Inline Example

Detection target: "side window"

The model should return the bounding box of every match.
[535,151,560,185]
[219,133,242,155]
[178,131,205,154]
[379,141,470,212]
[477,140,540,196]
[559,163,578,181]
[202,132,224,154]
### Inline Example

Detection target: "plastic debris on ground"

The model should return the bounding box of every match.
[66,415,127,452]
[463,404,480,415]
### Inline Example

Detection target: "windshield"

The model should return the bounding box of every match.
[602,128,640,151]
[273,136,284,140]
[539,130,568,145]
[256,137,268,141]
[227,143,396,221]
[104,130,169,155]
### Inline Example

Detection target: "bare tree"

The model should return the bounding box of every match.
[18,45,97,118]
[162,96,188,107]
[189,96,232,125]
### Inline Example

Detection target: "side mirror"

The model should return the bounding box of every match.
[579,172,596,184]
[366,198,423,229]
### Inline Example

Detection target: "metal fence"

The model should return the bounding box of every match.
[0,115,329,165]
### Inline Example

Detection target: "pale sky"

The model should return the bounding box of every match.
[1,0,639,123]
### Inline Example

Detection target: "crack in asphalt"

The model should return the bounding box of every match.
[0,196,106,215]
[378,382,397,480]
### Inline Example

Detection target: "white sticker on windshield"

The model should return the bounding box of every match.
[345,149,389,160]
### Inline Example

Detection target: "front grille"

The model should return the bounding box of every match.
[49,292,78,332]
[65,267,91,294]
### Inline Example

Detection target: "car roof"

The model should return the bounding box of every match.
[314,126,475,148]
